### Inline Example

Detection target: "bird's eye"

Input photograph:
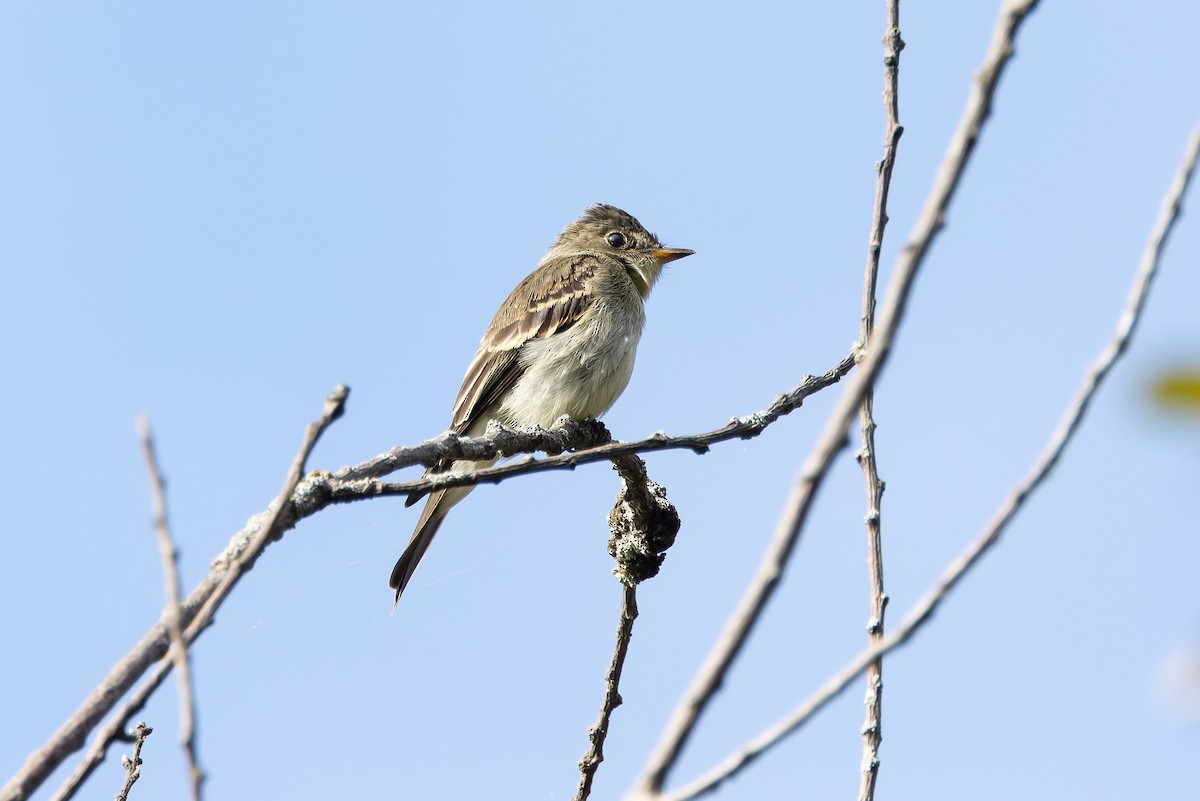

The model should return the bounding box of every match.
[606,232,627,249]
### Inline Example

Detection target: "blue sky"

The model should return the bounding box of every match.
[3,3,1199,800]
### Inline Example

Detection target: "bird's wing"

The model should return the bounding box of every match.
[401,254,600,509]
[449,254,599,434]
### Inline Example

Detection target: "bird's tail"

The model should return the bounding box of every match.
[390,473,481,606]
[390,490,448,606]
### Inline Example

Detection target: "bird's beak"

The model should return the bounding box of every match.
[652,248,695,264]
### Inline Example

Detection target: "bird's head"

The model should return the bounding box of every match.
[552,204,693,296]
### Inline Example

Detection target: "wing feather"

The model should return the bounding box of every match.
[448,254,600,434]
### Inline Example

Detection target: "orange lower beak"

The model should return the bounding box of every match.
[653,248,695,264]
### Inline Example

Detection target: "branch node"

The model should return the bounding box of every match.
[607,457,680,586]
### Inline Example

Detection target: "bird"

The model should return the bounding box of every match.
[389,204,693,603]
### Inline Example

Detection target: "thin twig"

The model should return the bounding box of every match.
[4,356,852,801]
[113,723,152,801]
[137,417,204,801]
[628,2,1042,797]
[857,5,903,801]
[651,121,1200,801]
[42,387,348,801]
[574,585,640,801]
[575,455,680,799]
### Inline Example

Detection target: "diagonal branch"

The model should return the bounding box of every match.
[628,1,1042,796]
[652,121,1200,801]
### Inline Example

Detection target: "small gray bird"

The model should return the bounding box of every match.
[390,204,693,602]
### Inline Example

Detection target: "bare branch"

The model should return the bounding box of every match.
[651,120,1200,801]
[137,417,204,801]
[574,584,639,801]
[575,456,680,799]
[2,387,349,801]
[113,723,152,801]
[338,354,856,503]
[857,4,903,800]
[628,1,1042,796]
[5,353,852,801]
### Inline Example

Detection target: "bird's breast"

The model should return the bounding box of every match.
[500,297,645,427]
